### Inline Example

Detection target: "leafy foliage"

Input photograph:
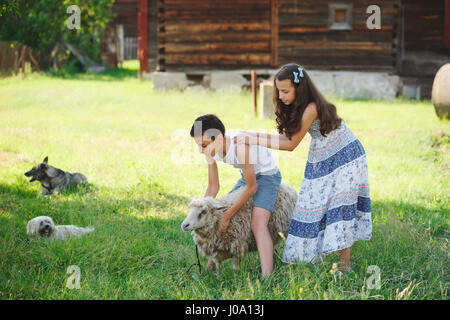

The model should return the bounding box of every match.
[0,0,115,68]
[0,0,21,17]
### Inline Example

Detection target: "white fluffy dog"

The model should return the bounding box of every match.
[27,216,94,241]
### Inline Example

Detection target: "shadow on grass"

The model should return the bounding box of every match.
[0,180,190,237]
[45,66,139,82]
[0,180,98,199]
[372,200,448,238]
[0,180,447,299]
[0,180,200,299]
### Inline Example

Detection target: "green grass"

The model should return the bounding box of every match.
[0,62,448,299]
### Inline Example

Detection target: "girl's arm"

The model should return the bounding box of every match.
[235,103,318,152]
[235,132,291,150]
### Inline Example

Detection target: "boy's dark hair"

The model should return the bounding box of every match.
[190,114,226,141]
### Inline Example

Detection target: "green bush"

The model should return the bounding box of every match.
[0,0,115,69]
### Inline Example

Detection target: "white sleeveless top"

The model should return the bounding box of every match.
[213,132,278,176]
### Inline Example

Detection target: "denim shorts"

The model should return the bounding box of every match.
[229,170,282,213]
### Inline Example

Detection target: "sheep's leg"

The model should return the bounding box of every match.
[232,257,241,272]
[213,258,222,275]
[207,258,217,272]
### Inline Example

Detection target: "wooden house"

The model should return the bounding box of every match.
[133,0,449,74]
[105,0,449,96]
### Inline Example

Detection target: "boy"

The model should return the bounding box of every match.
[190,114,281,277]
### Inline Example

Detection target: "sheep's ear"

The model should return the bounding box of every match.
[189,195,195,202]
[214,203,228,210]
[210,199,227,210]
[43,156,48,164]
[204,197,217,208]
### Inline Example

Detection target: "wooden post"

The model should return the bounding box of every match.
[27,47,39,71]
[259,81,275,119]
[138,0,148,77]
[401,5,405,59]
[270,0,279,67]
[19,45,26,73]
[445,0,450,48]
[251,70,257,116]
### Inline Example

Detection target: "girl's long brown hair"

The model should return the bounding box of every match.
[273,63,342,138]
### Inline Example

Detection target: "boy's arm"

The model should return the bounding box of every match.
[219,143,257,234]
[205,159,220,198]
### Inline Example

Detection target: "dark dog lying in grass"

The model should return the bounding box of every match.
[24,156,87,197]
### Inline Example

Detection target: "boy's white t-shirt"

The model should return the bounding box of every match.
[213,131,278,176]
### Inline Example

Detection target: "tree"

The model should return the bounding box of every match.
[0,0,20,17]
[0,0,115,69]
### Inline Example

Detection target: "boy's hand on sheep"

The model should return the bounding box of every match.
[218,212,232,236]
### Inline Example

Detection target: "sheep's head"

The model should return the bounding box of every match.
[181,196,227,232]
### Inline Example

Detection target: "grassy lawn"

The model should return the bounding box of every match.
[0,62,448,299]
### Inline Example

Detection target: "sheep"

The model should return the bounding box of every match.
[181,182,298,273]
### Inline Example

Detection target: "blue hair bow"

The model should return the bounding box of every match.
[293,67,304,84]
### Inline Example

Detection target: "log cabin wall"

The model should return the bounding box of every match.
[152,0,448,73]
[397,0,448,94]
[278,0,400,71]
[157,0,274,71]
[148,0,158,71]
[402,0,445,51]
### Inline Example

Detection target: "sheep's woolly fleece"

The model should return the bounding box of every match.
[182,183,298,271]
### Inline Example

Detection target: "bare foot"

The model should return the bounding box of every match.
[338,247,352,272]
[339,263,353,273]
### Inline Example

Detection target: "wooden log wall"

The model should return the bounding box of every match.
[402,0,445,51]
[158,0,273,71]
[111,0,139,37]
[278,0,400,71]
[148,0,158,71]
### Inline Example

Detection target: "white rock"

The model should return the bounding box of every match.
[209,72,247,92]
[334,72,398,100]
[308,71,336,96]
[151,72,193,90]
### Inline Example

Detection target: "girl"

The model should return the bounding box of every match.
[234,63,372,272]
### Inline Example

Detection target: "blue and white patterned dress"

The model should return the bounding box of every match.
[282,119,372,264]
